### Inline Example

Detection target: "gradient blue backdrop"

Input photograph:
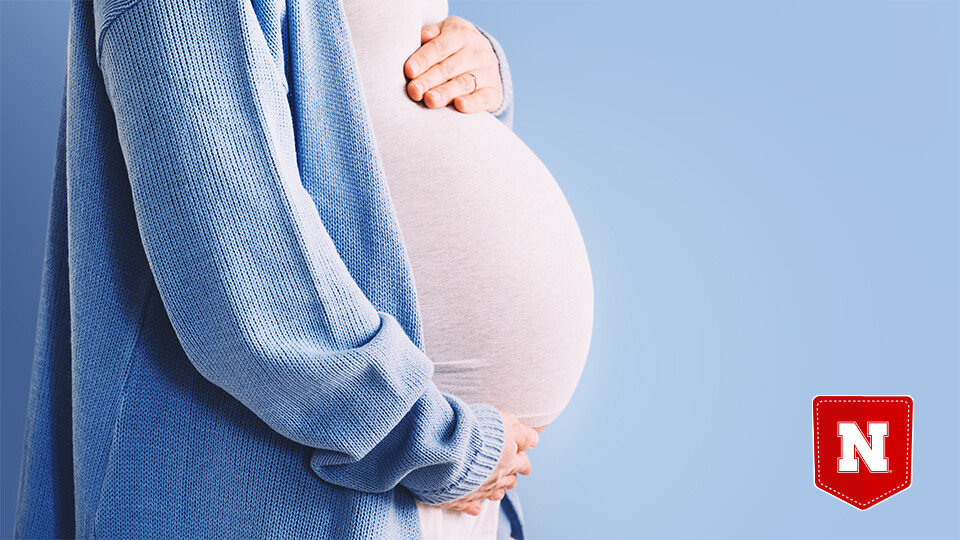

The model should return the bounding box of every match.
[2,1,957,538]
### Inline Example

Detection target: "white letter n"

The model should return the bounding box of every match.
[837,421,889,473]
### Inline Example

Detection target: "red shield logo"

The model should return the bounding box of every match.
[812,396,913,510]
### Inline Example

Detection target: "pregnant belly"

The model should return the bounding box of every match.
[369,99,595,428]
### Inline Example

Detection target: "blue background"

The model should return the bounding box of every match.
[2,1,957,538]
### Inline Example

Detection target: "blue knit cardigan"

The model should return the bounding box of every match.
[14,0,524,538]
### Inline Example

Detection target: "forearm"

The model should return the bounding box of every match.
[96,0,505,502]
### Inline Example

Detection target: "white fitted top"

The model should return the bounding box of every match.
[341,0,593,429]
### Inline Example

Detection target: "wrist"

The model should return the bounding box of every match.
[412,403,505,504]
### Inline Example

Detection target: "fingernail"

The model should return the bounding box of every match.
[409,61,420,76]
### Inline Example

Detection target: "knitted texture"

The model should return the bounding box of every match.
[13,0,521,538]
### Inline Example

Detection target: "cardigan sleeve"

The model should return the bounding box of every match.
[96,0,505,504]
[474,24,515,131]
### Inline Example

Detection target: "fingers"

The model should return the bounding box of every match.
[438,410,537,512]
[498,410,538,454]
[515,423,539,452]
[404,16,503,112]
[451,87,497,113]
[423,70,483,109]
[514,451,532,476]
[404,52,477,104]
[420,23,441,44]
[496,471,519,491]
[408,51,493,108]
[453,87,500,114]
[435,499,482,516]
[458,501,482,516]
[481,469,519,502]
[405,19,468,80]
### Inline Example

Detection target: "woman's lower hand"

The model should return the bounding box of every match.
[403,16,505,114]
[427,410,539,516]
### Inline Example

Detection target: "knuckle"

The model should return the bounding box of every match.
[433,34,452,55]
[446,16,467,29]
[471,39,491,58]
[422,74,437,91]
[483,89,499,112]
[439,60,456,79]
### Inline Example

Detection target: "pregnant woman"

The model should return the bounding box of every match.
[341,1,595,537]
[14,0,590,539]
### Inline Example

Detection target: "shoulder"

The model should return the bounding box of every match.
[93,0,286,69]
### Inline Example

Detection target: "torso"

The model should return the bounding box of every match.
[341,0,593,429]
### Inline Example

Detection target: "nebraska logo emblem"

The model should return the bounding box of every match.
[812,396,913,510]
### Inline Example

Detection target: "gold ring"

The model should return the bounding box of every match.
[465,72,478,93]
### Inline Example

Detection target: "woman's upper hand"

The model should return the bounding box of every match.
[427,410,539,516]
[404,16,505,115]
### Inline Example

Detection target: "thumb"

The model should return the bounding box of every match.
[516,423,539,452]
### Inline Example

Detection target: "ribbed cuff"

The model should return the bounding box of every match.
[414,403,505,504]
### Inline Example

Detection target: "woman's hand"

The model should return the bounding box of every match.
[426,410,539,516]
[404,16,505,114]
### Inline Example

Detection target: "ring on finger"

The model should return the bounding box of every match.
[464,71,478,93]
